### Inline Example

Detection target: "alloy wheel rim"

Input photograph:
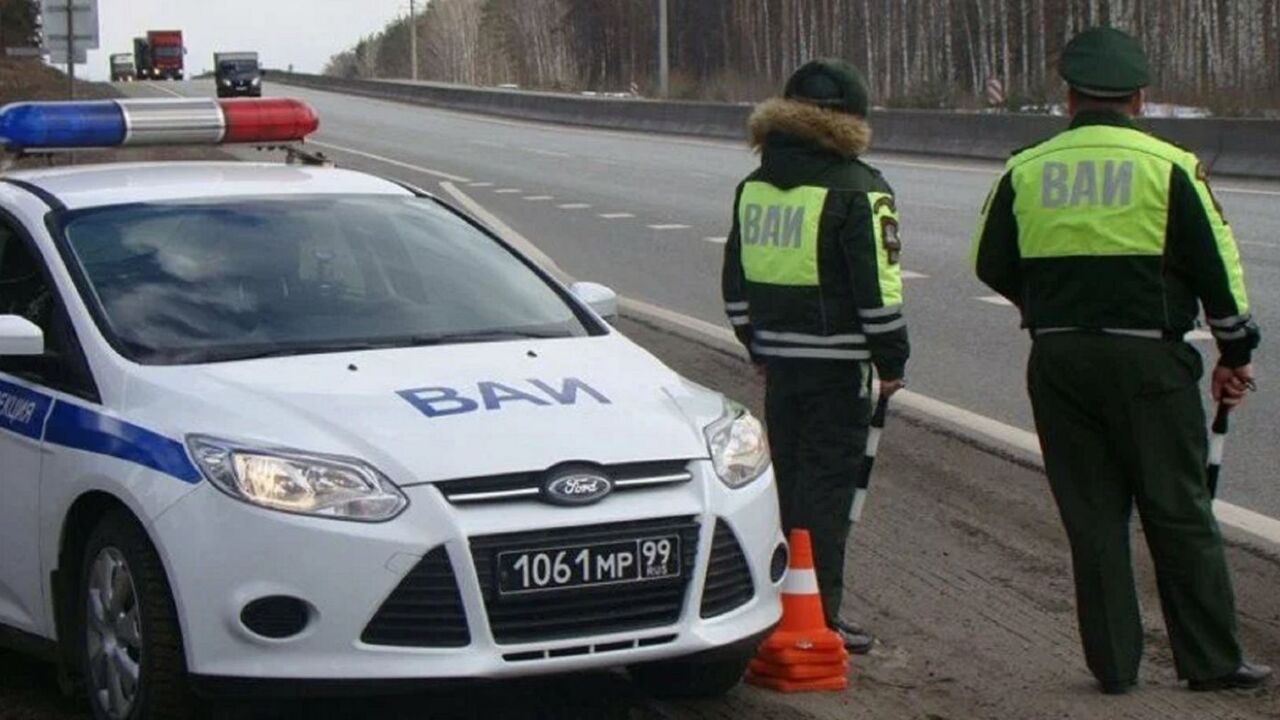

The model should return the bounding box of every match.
[86,547,142,719]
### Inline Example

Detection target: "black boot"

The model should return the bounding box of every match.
[832,619,874,655]
[1188,662,1272,692]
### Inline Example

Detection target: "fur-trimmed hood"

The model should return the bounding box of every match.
[748,98,871,158]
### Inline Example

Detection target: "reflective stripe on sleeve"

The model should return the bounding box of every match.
[857,304,902,319]
[1207,313,1251,329]
[725,301,750,312]
[729,315,751,327]
[1212,327,1249,341]
[862,317,907,334]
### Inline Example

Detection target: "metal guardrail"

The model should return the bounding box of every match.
[272,71,1280,180]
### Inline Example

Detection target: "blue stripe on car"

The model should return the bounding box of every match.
[0,376,54,439]
[40,399,201,484]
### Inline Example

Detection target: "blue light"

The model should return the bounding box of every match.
[0,101,126,150]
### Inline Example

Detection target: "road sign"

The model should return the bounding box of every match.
[45,45,87,64]
[42,0,99,50]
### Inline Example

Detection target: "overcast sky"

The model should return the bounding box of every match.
[61,0,408,80]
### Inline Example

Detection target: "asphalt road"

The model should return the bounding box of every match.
[120,80,1280,519]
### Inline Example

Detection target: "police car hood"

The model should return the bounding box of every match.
[126,334,723,484]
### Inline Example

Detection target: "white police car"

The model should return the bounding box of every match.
[0,98,785,719]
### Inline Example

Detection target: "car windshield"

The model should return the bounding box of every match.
[219,61,257,74]
[58,195,594,365]
[154,46,181,58]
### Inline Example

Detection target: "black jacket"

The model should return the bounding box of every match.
[722,98,910,380]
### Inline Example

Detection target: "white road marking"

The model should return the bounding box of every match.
[1238,239,1278,248]
[494,188,522,194]
[528,148,571,158]
[306,140,471,183]
[599,212,635,219]
[557,203,591,209]
[978,295,1015,306]
[901,270,930,279]
[467,139,505,148]
[703,236,728,244]
[1217,185,1280,198]
[468,182,494,188]
[332,148,1280,548]
[523,195,554,201]
[648,224,691,230]
[142,81,184,97]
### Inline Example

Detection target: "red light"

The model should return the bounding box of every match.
[218,99,319,144]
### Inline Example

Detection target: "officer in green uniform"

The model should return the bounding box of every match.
[972,27,1270,694]
[722,59,910,653]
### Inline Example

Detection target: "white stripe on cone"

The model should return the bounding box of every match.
[782,567,820,595]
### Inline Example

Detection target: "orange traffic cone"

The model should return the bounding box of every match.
[744,529,850,693]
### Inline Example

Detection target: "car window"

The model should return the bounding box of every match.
[0,220,97,398]
[58,195,597,365]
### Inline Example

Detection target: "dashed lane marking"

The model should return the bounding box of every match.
[528,148,571,158]
[648,224,692,230]
[523,195,554,201]
[494,188,522,194]
[703,236,727,244]
[977,295,1015,306]
[306,140,471,183]
[467,139,505,148]
[599,212,635,219]
[901,270,930,279]
[557,203,591,209]
[1238,239,1278,248]
[468,182,494,188]
[326,146,1280,548]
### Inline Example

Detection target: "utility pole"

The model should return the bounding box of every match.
[66,0,75,99]
[409,0,418,81]
[657,0,669,97]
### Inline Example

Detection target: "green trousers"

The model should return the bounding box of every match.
[764,359,871,626]
[1027,334,1242,684]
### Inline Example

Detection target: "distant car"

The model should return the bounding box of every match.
[213,51,261,97]
[108,53,134,82]
[0,98,784,718]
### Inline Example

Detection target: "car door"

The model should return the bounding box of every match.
[0,216,96,635]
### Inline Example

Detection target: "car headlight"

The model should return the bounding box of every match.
[251,76,261,86]
[186,436,408,522]
[704,400,770,488]
[221,78,232,86]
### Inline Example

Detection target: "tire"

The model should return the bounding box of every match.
[77,509,194,720]
[628,649,753,699]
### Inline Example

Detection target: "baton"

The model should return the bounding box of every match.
[1206,402,1230,499]
[851,394,890,523]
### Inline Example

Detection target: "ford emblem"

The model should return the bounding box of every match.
[543,471,613,507]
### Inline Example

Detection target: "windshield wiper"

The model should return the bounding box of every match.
[404,329,575,346]
[207,341,394,363]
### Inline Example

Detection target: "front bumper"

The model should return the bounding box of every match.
[153,461,783,681]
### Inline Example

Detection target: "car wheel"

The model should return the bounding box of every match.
[78,510,193,720]
[628,649,753,699]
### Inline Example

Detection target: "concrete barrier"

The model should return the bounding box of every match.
[271,71,1280,180]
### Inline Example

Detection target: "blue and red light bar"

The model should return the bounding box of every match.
[0,98,319,151]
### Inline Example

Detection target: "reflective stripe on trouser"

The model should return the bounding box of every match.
[765,358,872,625]
[1027,334,1242,683]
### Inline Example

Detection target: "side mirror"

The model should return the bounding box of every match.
[0,316,43,356]
[570,281,618,322]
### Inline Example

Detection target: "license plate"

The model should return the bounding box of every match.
[497,535,681,595]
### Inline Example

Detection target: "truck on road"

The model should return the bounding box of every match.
[214,51,262,97]
[132,36,152,79]
[109,53,134,82]
[146,29,185,80]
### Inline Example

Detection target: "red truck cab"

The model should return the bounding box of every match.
[146,30,185,80]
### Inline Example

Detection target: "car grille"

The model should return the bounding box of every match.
[700,520,756,618]
[435,460,694,505]
[361,546,471,648]
[470,516,700,644]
